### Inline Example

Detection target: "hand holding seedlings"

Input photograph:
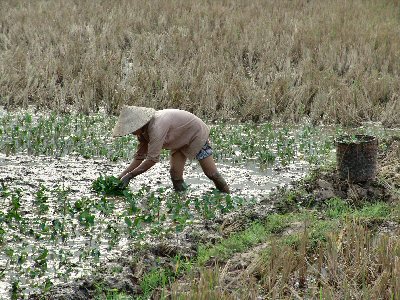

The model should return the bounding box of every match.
[120,172,133,189]
[92,175,126,196]
[113,106,230,193]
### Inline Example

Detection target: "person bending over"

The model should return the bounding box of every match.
[113,106,230,193]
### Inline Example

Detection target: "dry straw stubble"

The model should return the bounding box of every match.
[0,0,399,125]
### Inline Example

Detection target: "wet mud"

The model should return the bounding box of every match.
[0,153,308,299]
[294,138,399,207]
[3,138,399,299]
[0,154,307,199]
[168,140,400,299]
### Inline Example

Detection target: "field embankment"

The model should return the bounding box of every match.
[0,0,399,125]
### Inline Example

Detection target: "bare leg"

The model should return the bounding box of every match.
[198,156,230,193]
[170,151,187,191]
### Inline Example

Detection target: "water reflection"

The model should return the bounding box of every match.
[0,153,309,298]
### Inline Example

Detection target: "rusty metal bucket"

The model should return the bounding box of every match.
[336,135,378,183]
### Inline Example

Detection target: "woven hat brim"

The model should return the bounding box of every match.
[112,106,156,137]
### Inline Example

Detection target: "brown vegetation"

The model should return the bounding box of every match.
[173,222,400,300]
[0,0,399,125]
[167,138,400,299]
[170,204,400,299]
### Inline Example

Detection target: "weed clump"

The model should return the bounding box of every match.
[92,175,126,196]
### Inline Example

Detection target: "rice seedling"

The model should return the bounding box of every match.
[78,209,96,228]
[35,184,50,215]
[95,196,115,216]
[0,111,342,168]
[0,175,259,298]
[53,186,73,216]
[0,111,397,298]
[92,175,127,196]
[11,281,21,300]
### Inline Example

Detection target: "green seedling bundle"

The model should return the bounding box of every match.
[92,175,126,196]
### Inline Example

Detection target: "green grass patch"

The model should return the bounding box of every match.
[137,255,193,300]
[279,219,338,250]
[196,213,296,266]
[139,267,171,299]
[94,289,133,300]
[352,202,391,221]
[308,220,338,249]
[197,222,267,265]
[264,213,293,233]
[325,197,353,219]
[93,282,134,300]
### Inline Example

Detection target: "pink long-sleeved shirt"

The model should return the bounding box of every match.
[134,109,210,162]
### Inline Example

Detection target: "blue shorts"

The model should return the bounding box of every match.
[195,140,213,160]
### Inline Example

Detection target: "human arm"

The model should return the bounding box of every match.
[120,159,156,187]
[118,135,148,179]
[118,158,144,179]
[120,119,167,187]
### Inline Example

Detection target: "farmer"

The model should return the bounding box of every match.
[113,106,230,193]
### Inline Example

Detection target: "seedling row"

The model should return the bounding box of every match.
[0,180,246,298]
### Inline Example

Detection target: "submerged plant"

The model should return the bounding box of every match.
[92,175,126,196]
[35,184,50,214]
[78,210,95,228]
[95,196,115,216]
[11,280,21,300]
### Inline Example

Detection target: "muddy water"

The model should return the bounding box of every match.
[0,153,308,298]
[0,154,307,194]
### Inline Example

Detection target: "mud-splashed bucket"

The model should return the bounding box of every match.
[336,135,378,183]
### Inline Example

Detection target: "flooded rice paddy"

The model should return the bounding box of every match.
[0,154,308,298]
[0,109,397,298]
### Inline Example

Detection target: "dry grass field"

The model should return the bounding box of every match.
[0,0,399,125]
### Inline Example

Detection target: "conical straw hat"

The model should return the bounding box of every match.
[112,106,156,137]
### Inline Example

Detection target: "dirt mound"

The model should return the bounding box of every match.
[306,171,394,206]
[272,138,399,213]
[306,138,399,206]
